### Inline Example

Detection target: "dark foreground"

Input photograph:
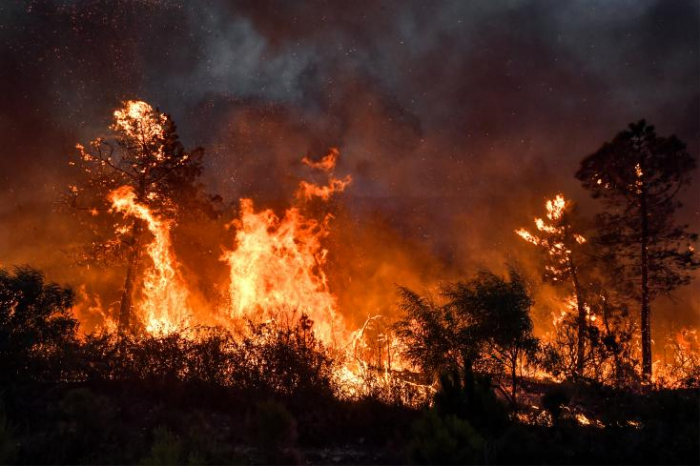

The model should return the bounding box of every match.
[2,373,698,465]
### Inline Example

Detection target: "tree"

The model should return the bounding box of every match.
[394,288,476,378]
[575,120,698,381]
[67,101,205,335]
[516,194,589,377]
[394,267,538,404]
[444,268,538,404]
[0,266,78,382]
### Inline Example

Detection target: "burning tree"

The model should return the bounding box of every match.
[575,120,699,381]
[67,101,205,335]
[516,194,589,378]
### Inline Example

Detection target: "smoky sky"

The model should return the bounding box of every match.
[0,0,698,327]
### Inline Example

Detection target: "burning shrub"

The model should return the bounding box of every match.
[232,316,336,398]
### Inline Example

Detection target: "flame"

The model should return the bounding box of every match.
[222,198,345,344]
[301,147,340,172]
[634,163,644,194]
[296,148,352,201]
[297,177,352,201]
[516,194,585,282]
[72,285,118,336]
[109,185,192,335]
[112,101,167,149]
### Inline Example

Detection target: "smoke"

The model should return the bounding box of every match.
[0,0,698,336]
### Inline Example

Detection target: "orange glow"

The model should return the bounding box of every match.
[222,198,345,345]
[109,185,192,336]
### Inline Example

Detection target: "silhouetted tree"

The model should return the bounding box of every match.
[516,194,589,377]
[67,101,206,335]
[444,268,538,404]
[394,288,476,378]
[395,267,537,404]
[575,120,698,381]
[0,266,77,382]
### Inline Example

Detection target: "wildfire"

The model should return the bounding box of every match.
[296,148,352,201]
[94,146,426,400]
[112,100,168,157]
[222,198,344,344]
[109,185,192,336]
[221,149,352,346]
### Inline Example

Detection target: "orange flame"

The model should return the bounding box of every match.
[109,185,192,336]
[222,198,345,344]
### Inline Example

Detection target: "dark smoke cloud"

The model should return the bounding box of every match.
[0,0,697,330]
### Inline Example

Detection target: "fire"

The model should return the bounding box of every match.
[222,198,344,344]
[112,100,168,157]
[72,285,118,336]
[296,148,352,201]
[109,185,192,336]
[220,149,352,346]
[96,147,427,400]
[301,147,340,172]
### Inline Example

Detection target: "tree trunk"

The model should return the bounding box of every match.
[511,355,518,405]
[568,257,586,379]
[640,185,652,382]
[118,220,142,336]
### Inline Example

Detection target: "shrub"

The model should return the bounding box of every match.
[408,409,484,465]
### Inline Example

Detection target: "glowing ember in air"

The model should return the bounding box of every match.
[109,185,192,335]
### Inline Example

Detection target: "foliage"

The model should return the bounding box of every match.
[140,426,183,466]
[0,266,78,383]
[395,266,538,402]
[408,410,484,465]
[433,366,509,439]
[576,119,699,379]
[0,264,697,464]
[393,287,470,377]
[444,267,538,402]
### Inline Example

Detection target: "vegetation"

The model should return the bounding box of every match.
[576,120,699,381]
[1,263,697,464]
[395,267,537,404]
[0,118,697,464]
[65,101,214,334]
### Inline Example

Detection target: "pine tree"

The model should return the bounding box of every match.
[67,101,204,335]
[575,120,698,381]
[516,194,589,378]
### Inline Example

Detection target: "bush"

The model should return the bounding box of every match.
[408,410,484,465]
[141,426,182,466]
[254,401,300,464]
[0,406,17,464]
[541,384,570,423]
